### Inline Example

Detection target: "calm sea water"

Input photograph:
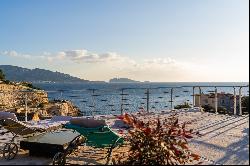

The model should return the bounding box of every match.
[33,82,249,116]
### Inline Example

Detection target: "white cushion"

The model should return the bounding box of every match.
[50,116,72,122]
[0,111,18,121]
[70,117,106,128]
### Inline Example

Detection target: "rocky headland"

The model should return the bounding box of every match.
[0,82,81,120]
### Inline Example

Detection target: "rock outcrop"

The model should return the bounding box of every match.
[0,82,81,118]
[0,83,48,108]
[37,100,81,117]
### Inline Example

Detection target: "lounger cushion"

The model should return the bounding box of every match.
[0,111,18,121]
[51,116,72,122]
[70,118,106,128]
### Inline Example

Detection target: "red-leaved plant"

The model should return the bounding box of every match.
[112,112,201,165]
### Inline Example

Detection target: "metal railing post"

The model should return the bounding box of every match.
[198,87,202,111]
[25,93,28,122]
[239,87,242,116]
[89,89,96,117]
[233,87,237,115]
[146,89,150,113]
[170,88,173,110]
[193,86,195,108]
[215,87,218,114]
[120,89,124,115]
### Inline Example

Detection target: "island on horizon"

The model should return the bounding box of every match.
[109,77,141,83]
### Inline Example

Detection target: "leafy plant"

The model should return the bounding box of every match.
[174,102,191,109]
[217,106,227,114]
[242,96,249,114]
[0,69,5,81]
[21,82,41,90]
[112,113,201,165]
[202,105,214,112]
[3,80,11,84]
[37,103,45,108]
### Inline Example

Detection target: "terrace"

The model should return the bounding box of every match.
[0,109,248,165]
[0,84,249,165]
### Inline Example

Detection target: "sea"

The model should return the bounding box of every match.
[33,82,249,116]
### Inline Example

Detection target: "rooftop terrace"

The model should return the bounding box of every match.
[0,109,248,165]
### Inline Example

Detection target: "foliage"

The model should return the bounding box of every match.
[21,82,41,90]
[0,69,5,81]
[37,103,45,108]
[242,96,249,114]
[217,106,227,114]
[174,102,191,109]
[112,113,201,165]
[3,80,11,84]
[202,105,214,112]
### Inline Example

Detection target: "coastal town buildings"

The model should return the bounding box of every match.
[194,92,242,113]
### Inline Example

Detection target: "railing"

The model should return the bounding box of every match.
[0,85,249,121]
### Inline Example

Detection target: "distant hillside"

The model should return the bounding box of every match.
[109,78,141,83]
[0,65,90,83]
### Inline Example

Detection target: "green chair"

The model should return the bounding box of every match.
[58,123,124,165]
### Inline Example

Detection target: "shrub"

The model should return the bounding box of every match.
[202,105,214,112]
[217,106,227,114]
[3,80,11,84]
[242,96,249,114]
[0,69,5,81]
[174,102,191,109]
[112,113,201,165]
[37,103,45,108]
[21,82,41,90]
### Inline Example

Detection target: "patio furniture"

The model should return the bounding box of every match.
[50,116,73,122]
[54,119,124,165]
[0,118,47,160]
[0,117,67,160]
[0,111,18,121]
[20,129,84,161]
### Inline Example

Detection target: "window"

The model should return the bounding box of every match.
[221,100,225,105]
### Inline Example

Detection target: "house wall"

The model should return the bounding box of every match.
[195,92,239,112]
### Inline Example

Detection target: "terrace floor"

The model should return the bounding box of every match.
[0,110,249,165]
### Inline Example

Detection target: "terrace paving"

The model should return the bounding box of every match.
[0,109,249,165]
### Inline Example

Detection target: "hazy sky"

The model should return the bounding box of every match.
[0,0,249,82]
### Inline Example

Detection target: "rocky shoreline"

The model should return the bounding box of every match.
[0,82,82,120]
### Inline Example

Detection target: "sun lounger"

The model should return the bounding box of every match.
[69,117,107,128]
[0,111,18,121]
[0,118,46,136]
[0,118,48,160]
[27,116,73,129]
[53,118,124,165]
[20,129,84,161]
[50,116,73,122]
[0,117,67,160]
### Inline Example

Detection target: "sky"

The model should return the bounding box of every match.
[0,0,249,82]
